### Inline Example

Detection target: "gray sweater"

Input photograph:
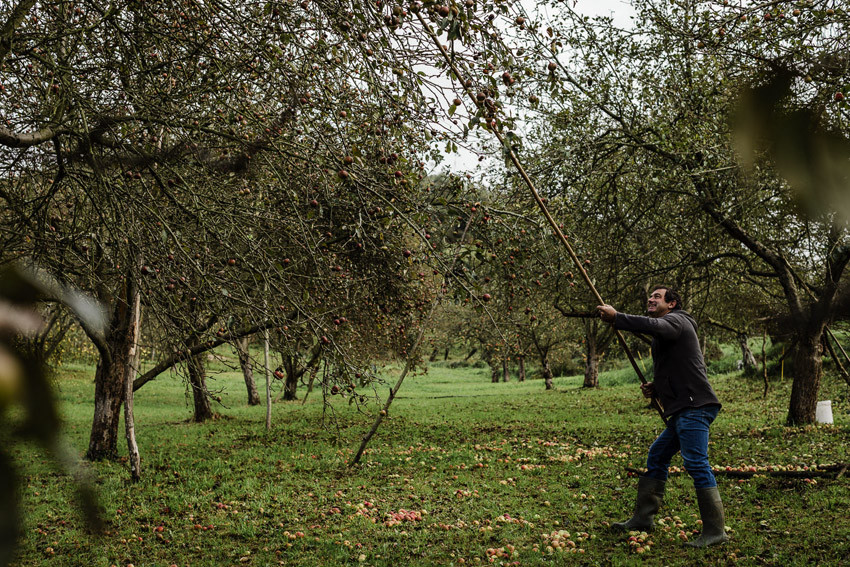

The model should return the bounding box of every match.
[614,310,721,419]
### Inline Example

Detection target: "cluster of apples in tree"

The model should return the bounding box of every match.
[689,0,848,106]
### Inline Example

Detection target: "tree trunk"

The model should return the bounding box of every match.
[284,374,298,399]
[87,281,137,461]
[517,356,526,382]
[187,347,214,422]
[490,362,500,383]
[739,334,757,369]
[307,365,319,393]
[502,357,510,382]
[583,331,599,388]
[284,359,298,400]
[542,362,553,390]
[429,347,439,362]
[234,337,261,405]
[88,356,125,460]
[787,330,825,425]
[444,347,449,361]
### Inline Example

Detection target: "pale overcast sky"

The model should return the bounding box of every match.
[433,0,637,173]
[574,0,636,26]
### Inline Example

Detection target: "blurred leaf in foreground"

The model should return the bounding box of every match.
[732,68,850,222]
[0,265,104,567]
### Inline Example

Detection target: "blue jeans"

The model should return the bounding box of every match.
[645,405,720,489]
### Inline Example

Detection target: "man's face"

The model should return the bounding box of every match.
[647,288,675,318]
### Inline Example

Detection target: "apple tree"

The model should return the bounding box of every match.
[0,0,503,459]
[519,0,850,424]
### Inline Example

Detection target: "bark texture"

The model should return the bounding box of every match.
[87,278,137,461]
[787,331,824,425]
[739,334,757,369]
[283,354,299,401]
[583,332,599,388]
[187,347,214,422]
[235,337,261,405]
[542,363,553,390]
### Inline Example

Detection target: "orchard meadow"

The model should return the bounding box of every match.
[5,344,849,567]
[3,1,850,566]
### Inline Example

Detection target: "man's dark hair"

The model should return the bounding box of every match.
[651,285,682,310]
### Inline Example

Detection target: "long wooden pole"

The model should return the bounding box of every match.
[417,14,666,423]
[124,257,142,482]
[263,283,272,430]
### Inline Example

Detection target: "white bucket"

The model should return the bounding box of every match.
[815,400,833,425]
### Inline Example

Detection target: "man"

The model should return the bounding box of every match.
[597,286,728,547]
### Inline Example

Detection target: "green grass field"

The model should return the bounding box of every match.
[5,353,849,566]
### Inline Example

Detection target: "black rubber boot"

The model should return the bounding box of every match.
[685,486,729,547]
[611,476,666,532]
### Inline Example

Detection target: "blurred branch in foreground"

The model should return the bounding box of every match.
[0,264,105,567]
[733,68,850,223]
